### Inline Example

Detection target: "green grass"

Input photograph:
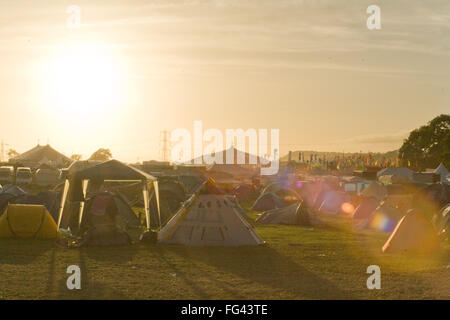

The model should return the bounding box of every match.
[0,210,448,299]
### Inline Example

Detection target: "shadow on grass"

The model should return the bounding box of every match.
[0,239,53,265]
[155,244,355,299]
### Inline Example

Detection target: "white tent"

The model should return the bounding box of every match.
[158,194,264,246]
[434,163,449,183]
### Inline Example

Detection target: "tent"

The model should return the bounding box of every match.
[434,204,450,240]
[0,204,60,239]
[256,203,301,225]
[252,192,285,211]
[57,160,160,236]
[0,184,27,197]
[256,202,314,226]
[149,179,187,229]
[433,163,449,183]
[77,191,141,246]
[13,191,60,222]
[422,183,450,210]
[261,183,302,203]
[382,210,440,254]
[359,202,404,233]
[360,182,387,201]
[10,144,71,168]
[318,191,351,214]
[233,184,255,202]
[158,194,264,246]
[352,198,380,220]
[377,167,414,181]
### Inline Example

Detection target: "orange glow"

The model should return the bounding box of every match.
[341,202,355,215]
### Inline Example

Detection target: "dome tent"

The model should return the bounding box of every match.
[252,192,285,212]
[382,209,440,254]
[0,204,60,239]
[352,198,380,220]
[77,191,141,246]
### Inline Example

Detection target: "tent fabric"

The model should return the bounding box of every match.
[434,204,450,239]
[360,182,387,201]
[0,204,60,239]
[158,194,264,246]
[352,198,380,220]
[233,184,255,202]
[12,191,60,222]
[433,163,449,183]
[256,202,314,225]
[379,175,411,184]
[377,167,414,180]
[252,192,285,211]
[0,193,19,216]
[422,183,450,209]
[318,191,351,214]
[359,202,404,233]
[11,144,71,164]
[382,210,440,254]
[0,184,27,197]
[77,191,141,246]
[256,203,301,225]
[68,160,156,202]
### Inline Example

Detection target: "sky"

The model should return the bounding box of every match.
[0,0,449,162]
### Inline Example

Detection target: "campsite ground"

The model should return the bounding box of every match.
[0,209,449,299]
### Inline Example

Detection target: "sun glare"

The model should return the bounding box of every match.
[46,45,124,120]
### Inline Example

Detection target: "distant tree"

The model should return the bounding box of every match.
[7,149,19,160]
[70,154,82,161]
[89,148,112,161]
[399,114,450,170]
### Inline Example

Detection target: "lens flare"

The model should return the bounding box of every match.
[296,181,303,188]
[369,212,397,232]
[341,202,355,214]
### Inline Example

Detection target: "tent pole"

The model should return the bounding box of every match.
[57,179,70,230]
[78,179,89,227]
[153,180,161,230]
[143,181,150,231]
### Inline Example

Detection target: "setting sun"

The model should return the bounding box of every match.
[45,44,124,120]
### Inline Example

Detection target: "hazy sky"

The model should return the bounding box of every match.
[0,0,449,162]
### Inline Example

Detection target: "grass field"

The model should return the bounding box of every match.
[0,208,449,300]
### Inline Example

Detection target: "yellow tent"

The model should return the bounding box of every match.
[0,204,61,239]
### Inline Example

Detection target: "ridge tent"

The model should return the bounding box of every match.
[57,159,160,236]
[382,209,440,254]
[352,198,380,220]
[158,194,264,246]
[252,192,285,211]
[0,204,60,239]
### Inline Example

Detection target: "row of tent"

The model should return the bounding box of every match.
[0,160,266,247]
